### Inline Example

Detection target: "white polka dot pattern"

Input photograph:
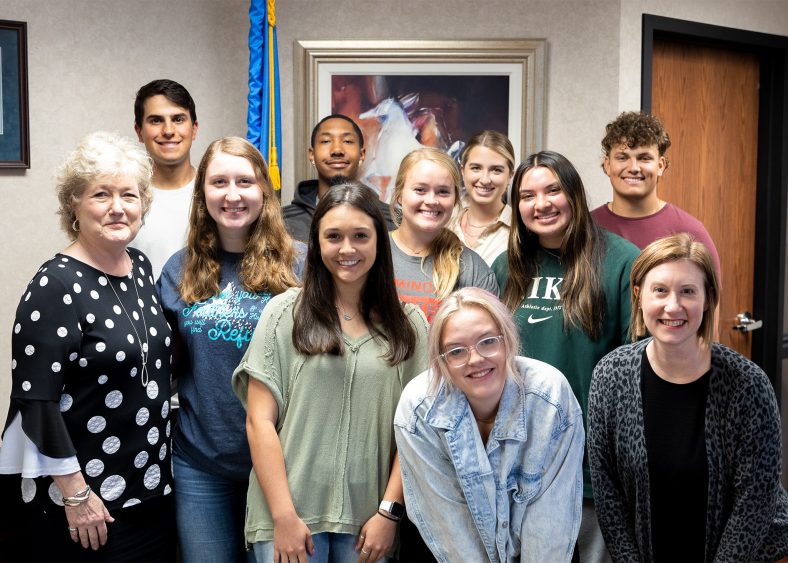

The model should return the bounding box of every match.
[134,451,149,468]
[48,482,64,506]
[143,465,161,490]
[102,436,121,454]
[59,394,73,412]
[105,390,123,408]
[135,407,149,426]
[87,416,107,433]
[21,479,36,503]
[10,250,172,509]
[85,459,104,477]
[100,475,126,501]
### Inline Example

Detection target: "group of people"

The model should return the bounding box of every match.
[0,77,786,563]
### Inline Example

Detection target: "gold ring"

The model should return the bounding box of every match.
[361,548,370,555]
[68,527,77,533]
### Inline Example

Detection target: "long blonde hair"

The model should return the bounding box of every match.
[178,137,299,302]
[390,148,464,298]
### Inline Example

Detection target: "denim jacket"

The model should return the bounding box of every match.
[394,357,584,563]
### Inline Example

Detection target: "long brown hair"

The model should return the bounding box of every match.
[502,151,606,339]
[390,148,464,299]
[293,183,417,365]
[178,137,299,302]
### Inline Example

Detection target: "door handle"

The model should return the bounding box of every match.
[733,311,762,332]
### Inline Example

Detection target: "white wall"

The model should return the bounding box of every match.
[0,0,786,426]
[0,0,249,423]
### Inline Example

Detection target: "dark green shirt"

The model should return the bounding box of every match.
[493,230,638,497]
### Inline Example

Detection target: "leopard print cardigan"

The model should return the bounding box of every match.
[588,338,788,562]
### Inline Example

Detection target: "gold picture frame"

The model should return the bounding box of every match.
[293,39,546,201]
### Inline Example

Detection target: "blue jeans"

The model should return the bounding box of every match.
[253,532,390,563]
[173,452,254,563]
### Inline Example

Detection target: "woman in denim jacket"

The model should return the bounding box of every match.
[394,287,584,563]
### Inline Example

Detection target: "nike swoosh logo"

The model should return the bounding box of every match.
[527,314,552,324]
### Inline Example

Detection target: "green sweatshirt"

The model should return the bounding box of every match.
[493,230,639,497]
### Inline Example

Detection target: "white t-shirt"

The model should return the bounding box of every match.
[130,179,194,281]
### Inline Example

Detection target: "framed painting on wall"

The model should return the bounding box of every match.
[294,40,546,202]
[0,20,29,169]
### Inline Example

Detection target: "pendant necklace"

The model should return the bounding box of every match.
[102,255,150,387]
[336,299,357,322]
[394,232,428,256]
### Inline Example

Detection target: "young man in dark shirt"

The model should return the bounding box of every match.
[283,114,394,241]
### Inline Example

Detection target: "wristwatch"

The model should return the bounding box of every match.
[379,500,405,520]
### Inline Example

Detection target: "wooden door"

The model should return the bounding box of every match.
[652,39,760,356]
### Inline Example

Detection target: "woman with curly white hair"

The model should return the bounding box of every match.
[0,131,176,561]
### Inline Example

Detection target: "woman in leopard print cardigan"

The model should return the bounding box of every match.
[588,234,788,562]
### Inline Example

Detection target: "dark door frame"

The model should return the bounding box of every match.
[641,14,788,391]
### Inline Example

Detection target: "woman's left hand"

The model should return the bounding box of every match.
[65,492,114,550]
[356,513,397,562]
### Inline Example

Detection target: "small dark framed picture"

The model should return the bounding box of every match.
[0,20,29,169]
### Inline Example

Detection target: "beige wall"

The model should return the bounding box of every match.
[0,0,786,425]
[0,0,249,422]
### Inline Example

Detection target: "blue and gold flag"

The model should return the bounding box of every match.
[247,0,282,193]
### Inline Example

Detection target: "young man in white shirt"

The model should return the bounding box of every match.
[131,79,199,280]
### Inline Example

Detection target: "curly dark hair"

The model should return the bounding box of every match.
[601,111,670,170]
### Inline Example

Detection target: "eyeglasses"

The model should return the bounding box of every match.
[440,335,504,367]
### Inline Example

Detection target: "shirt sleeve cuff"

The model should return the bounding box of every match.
[0,412,80,478]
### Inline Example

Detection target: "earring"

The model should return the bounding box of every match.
[310,161,315,167]
[71,219,80,232]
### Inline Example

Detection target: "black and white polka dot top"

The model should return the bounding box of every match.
[6,248,174,510]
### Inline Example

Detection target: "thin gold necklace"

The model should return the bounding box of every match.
[394,232,428,256]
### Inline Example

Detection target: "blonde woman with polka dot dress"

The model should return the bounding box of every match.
[0,132,175,561]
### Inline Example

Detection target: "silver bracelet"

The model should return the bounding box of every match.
[63,485,91,507]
